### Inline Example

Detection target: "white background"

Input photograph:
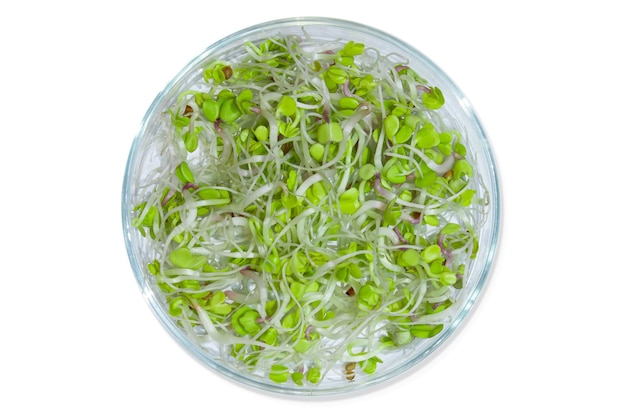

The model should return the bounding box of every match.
[1,1,624,416]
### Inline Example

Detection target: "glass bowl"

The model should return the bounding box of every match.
[122,16,500,396]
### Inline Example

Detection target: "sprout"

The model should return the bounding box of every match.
[317,121,343,144]
[131,33,487,387]
[420,86,445,110]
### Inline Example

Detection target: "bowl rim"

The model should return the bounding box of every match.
[122,15,501,397]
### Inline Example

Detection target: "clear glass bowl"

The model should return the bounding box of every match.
[122,17,500,396]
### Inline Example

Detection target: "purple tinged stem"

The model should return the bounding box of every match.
[182,182,197,191]
[342,81,352,97]
[393,226,409,245]
[161,189,175,206]
[322,105,330,123]
[400,213,421,225]
[438,234,455,269]
[374,173,394,200]
[437,234,453,258]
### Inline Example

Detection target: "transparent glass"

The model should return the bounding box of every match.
[122,17,500,396]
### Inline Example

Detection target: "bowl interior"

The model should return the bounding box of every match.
[122,17,500,396]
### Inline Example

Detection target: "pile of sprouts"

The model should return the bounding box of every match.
[131,32,488,387]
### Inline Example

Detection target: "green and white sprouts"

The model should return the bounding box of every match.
[131,34,488,387]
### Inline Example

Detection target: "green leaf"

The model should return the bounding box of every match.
[202,99,220,122]
[254,125,269,141]
[197,188,230,206]
[306,367,321,384]
[441,223,462,235]
[395,125,413,144]
[277,95,297,116]
[291,372,304,386]
[410,323,444,338]
[430,260,444,274]
[208,291,231,315]
[170,111,190,128]
[339,187,360,215]
[358,284,380,309]
[317,122,343,144]
[281,193,298,209]
[404,114,422,130]
[278,121,299,138]
[309,143,325,161]
[438,131,453,144]
[169,247,205,269]
[269,364,290,383]
[421,245,442,263]
[359,356,382,374]
[453,159,474,179]
[422,86,445,109]
[459,189,476,206]
[286,169,298,191]
[340,40,365,57]
[293,339,310,353]
[260,327,278,345]
[383,200,402,226]
[262,252,281,274]
[415,168,437,188]
[384,115,400,139]
[231,306,261,335]
[134,205,157,228]
[168,296,187,316]
[236,89,255,113]
[440,271,457,286]
[454,142,467,157]
[384,163,406,184]
[239,309,261,334]
[348,262,363,279]
[400,249,420,266]
[290,281,306,300]
[326,66,348,85]
[358,163,377,180]
[281,310,299,329]
[354,74,376,95]
[339,97,360,110]
[219,97,242,123]
[416,123,440,148]
[423,215,439,226]
[182,129,199,153]
[175,161,194,183]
